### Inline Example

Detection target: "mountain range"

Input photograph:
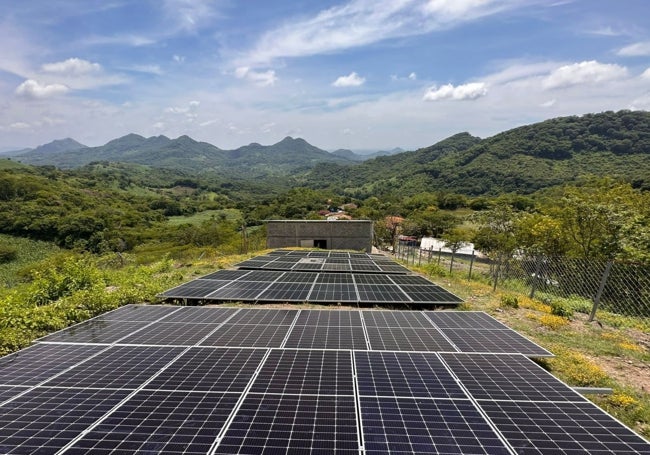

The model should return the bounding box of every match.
[6,135,403,176]
[5,110,650,195]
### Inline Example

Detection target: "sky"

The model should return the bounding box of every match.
[1,0,650,152]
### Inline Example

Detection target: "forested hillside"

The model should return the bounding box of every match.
[302,110,650,196]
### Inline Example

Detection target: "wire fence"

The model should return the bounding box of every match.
[395,240,650,330]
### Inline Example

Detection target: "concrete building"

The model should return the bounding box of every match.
[266,220,373,252]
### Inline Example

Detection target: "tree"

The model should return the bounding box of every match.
[472,204,519,290]
[442,227,472,273]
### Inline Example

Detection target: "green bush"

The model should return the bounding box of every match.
[500,294,519,308]
[550,300,574,318]
[0,245,17,263]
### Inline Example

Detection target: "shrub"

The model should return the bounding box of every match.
[550,300,574,318]
[500,294,519,309]
[0,245,17,263]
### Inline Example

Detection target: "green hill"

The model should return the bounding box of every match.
[12,135,352,177]
[301,110,650,196]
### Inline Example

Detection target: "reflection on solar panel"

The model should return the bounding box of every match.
[2,305,649,454]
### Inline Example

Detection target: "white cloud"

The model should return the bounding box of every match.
[9,122,31,130]
[42,58,101,75]
[173,55,185,63]
[234,67,278,87]
[163,0,220,32]
[540,99,556,107]
[84,34,156,47]
[332,72,366,87]
[423,82,487,101]
[641,68,650,80]
[542,61,627,89]
[129,65,163,75]
[15,79,69,98]
[408,72,417,80]
[237,0,524,66]
[617,41,650,57]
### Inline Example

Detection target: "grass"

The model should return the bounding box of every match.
[0,235,61,289]
[413,260,650,440]
[166,208,243,226]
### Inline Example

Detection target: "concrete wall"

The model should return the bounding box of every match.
[266,220,373,252]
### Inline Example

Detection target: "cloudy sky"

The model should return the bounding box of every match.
[1,0,650,151]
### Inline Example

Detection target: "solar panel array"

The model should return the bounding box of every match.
[1,305,648,454]
[161,272,463,305]
[236,249,412,274]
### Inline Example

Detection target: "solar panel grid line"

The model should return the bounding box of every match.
[54,343,199,454]
[0,343,114,407]
[419,315,463,352]
[279,309,302,349]
[477,399,650,455]
[207,349,276,455]
[439,353,589,403]
[351,347,368,454]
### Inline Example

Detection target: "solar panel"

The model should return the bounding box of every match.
[308,283,358,302]
[354,273,395,285]
[481,400,650,455]
[0,343,107,386]
[236,270,286,281]
[365,326,456,351]
[226,308,297,325]
[67,390,240,454]
[284,325,369,349]
[200,324,290,348]
[214,394,359,454]
[256,281,312,301]
[295,309,362,326]
[158,306,238,324]
[275,271,318,282]
[440,328,553,357]
[389,274,435,285]
[38,320,149,344]
[355,351,466,399]
[2,304,650,454]
[0,387,132,454]
[145,348,266,393]
[441,353,586,401]
[427,311,510,330]
[360,397,511,454]
[356,284,410,302]
[96,304,180,321]
[118,322,221,346]
[249,349,354,395]
[158,279,230,299]
[362,310,434,328]
[205,281,268,300]
[42,346,184,389]
[399,284,464,304]
[201,269,251,280]
[316,272,354,283]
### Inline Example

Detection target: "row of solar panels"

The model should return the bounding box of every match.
[37,307,550,356]
[0,305,648,454]
[159,269,462,304]
[234,250,411,274]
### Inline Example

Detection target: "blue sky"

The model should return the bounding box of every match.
[1,0,650,151]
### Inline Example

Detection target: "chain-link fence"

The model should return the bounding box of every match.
[395,240,650,330]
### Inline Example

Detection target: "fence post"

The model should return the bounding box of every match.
[468,251,475,280]
[589,260,613,322]
[492,257,501,292]
[529,256,543,299]
[418,248,422,266]
[437,248,442,265]
[428,247,433,264]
